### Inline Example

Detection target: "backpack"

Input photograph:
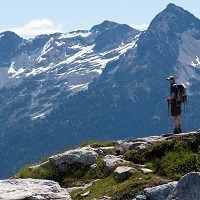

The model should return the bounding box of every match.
[175,84,187,103]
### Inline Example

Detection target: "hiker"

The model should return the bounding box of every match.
[166,76,182,134]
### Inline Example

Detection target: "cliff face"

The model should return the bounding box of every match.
[0,130,199,200]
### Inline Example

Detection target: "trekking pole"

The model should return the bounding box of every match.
[168,103,171,133]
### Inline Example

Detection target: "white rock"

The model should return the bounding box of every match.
[0,179,71,200]
[49,147,98,172]
[29,161,51,171]
[90,163,98,169]
[114,166,136,181]
[135,194,147,199]
[141,168,153,174]
[80,190,90,197]
[102,155,127,168]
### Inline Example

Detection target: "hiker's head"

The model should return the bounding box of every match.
[166,76,175,84]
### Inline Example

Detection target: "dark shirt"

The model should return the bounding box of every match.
[170,83,181,106]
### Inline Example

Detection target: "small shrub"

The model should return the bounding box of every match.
[145,140,175,161]
[124,150,146,164]
[153,147,200,180]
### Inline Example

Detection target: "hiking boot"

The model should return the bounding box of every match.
[178,128,182,133]
[173,128,180,134]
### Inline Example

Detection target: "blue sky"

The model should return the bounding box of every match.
[0,0,200,38]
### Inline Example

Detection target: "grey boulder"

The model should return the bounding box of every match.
[167,172,200,200]
[49,147,98,172]
[143,181,177,200]
[0,178,71,200]
[114,166,136,181]
[102,155,127,168]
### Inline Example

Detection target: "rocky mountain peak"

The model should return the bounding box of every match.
[0,31,22,39]
[91,20,119,33]
[0,31,24,65]
[149,3,200,33]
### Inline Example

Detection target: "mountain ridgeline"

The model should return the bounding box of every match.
[1,3,200,178]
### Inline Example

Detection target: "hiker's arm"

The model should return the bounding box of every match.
[166,84,176,103]
[169,93,175,101]
[166,93,175,103]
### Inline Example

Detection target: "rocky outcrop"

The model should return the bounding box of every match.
[134,172,200,200]
[4,131,200,200]
[114,136,165,154]
[143,181,177,200]
[167,172,200,200]
[49,147,98,172]
[113,166,137,181]
[114,132,198,154]
[0,179,71,200]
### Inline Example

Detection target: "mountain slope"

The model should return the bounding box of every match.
[0,21,140,178]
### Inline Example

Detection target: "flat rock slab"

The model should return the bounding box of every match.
[102,155,127,168]
[114,166,136,181]
[0,179,71,200]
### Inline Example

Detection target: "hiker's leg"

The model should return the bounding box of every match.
[177,115,181,126]
[174,116,179,128]
[172,116,178,133]
[171,105,181,133]
[178,115,182,133]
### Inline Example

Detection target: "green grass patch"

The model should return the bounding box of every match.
[17,166,58,180]
[124,137,200,180]
[152,142,200,179]
[16,158,113,188]
[71,173,166,200]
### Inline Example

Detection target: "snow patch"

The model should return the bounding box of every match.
[69,44,82,49]
[55,45,94,66]
[37,37,54,62]
[31,108,54,120]
[55,41,65,46]
[32,113,46,119]
[69,83,89,90]
[153,115,161,120]
[26,63,54,77]
[8,63,26,78]
[58,31,91,39]
[117,40,137,54]
[191,56,200,67]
